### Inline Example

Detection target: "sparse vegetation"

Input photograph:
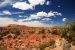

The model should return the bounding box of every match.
[52,20,75,45]
[64,20,75,45]
[39,40,55,50]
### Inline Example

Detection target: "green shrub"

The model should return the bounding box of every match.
[41,34,46,38]
[63,20,75,45]
[39,40,55,50]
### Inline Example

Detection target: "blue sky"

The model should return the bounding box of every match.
[0,0,75,27]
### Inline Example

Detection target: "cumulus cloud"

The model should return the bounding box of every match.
[28,11,47,19]
[0,11,61,27]
[47,12,55,17]
[24,11,62,20]
[17,11,62,23]
[12,0,46,10]
[37,11,47,17]
[62,18,67,22]
[28,0,46,6]
[0,0,24,7]
[46,1,50,5]
[13,2,33,10]
[0,0,46,10]
[47,11,62,17]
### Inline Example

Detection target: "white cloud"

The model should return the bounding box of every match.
[46,1,50,5]
[0,11,62,27]
[47,12,55,17]
[0,0,24,7]
[30,14,39,19]
[0,10,24,15]
[62,18,67,22]
[0,0,46,10]
[2,10,11,15]
[58,5,61,8]
[12,12,24,14]
[24,11,62,20]
[12,0,46,10]
[0,17,13,21]
[28,11,47,19]
[17,21,50,27]
[17,19,27,22]
[42,18,52,21]
[19,15,23,17]
[36,11,62,17]
[0,17,50,27]
[47,11,62,17]
[0,17,17,26]
[28,0,46,6]
[1,11,61,25]
[19,15,28,18]
[53,12,62,16]
[0,0,12,7]
[12,2,33,10]
[37,11,47,17]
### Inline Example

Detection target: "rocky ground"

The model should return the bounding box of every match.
[0,24,75,50]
